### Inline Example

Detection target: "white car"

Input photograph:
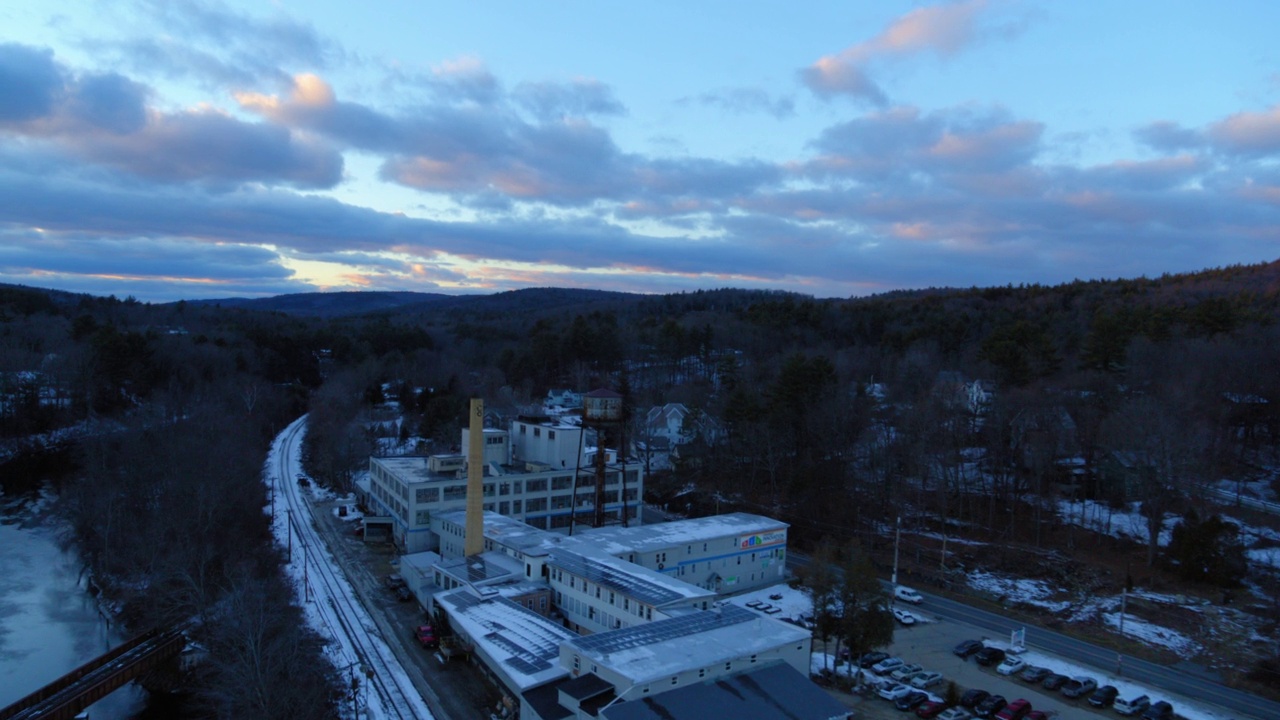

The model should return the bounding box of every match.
[890,663,924,681]
[871,657,904,676]
[910,671,945,689]
[877,682,913,701]
[996,656,1027,675]
[894,586,924,604]
[892,608,918,625]
[938,708,973,720]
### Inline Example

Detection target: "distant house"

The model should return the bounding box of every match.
[966,380,996,415]
[644,403,719,446]
[545,389,582,409]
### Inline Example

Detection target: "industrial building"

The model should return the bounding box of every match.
[360,413,642,552]
[382,397,840,719]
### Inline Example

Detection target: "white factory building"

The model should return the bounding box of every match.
[359,413,643,553]
[379,397,847,720]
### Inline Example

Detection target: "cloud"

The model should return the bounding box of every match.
[240,73,779,208]
[683,87,796,119]
[1208,105,1280,156]
[88,0,337,90]
[806,104,1043,181]
[0,45,342,188]
[0,43,64,122]
[513,78,626,120]
[801,0,1012,102]
[1134,121,1204,153]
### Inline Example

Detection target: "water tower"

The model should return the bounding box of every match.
[582,388,625,528]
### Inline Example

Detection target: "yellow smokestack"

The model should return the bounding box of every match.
[465,398,484,557]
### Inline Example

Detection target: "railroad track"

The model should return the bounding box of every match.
[271,416,426,720]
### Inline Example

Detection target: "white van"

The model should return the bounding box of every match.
[894,586,924,604]
[1113,694,1150,716]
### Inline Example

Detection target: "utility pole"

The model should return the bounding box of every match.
[891,516,902,587]
[1116,587,1127,675]
[303,540,311,602]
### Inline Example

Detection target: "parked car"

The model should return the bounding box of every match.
[1141,701,1175,720]
[911,671,945,689]
[1114,693,1151,716]
[894,586,925,604]
[384,573,406,590]
[959,689,989,709]
[858,651,890,668]
[1060,676,1097,699]
[1087,685,1119,708]
[1040,673,1069,691]
[891,663,925,681]
[896,690,930,711]
[993,698,1032,720]
[974,694,1007,718]
[414,625,437,648]
[872,656,905,675]
[915,700,950,718]
[893,607,918,625]
[953,639,984,658]
[938,709,974,720]
[878,682,914,701]
[973,647,1006,666]
[1017,666,1050,683]
[995,656,1026,675]
[394,585,413,602]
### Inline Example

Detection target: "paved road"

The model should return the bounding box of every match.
[788,552,1280,720]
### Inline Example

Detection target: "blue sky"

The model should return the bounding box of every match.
[2,0,1279,301]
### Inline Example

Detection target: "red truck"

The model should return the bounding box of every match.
[415,625,437,648]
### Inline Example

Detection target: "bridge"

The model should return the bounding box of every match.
[0,625,187,720]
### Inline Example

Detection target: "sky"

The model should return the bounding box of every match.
[1,1,1279,302]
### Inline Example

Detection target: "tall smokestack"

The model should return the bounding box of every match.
[465,398,484,557]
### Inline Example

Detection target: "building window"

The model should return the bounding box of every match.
[671,676,678,686]
[512,500,522,513]
[698,668,706,678]
[549,430,556,440]
[725,662,732,671]
[534,428,541,437]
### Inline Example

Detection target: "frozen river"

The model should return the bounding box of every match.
[0,487,145,718]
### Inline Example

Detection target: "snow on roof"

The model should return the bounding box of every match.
[437,550,524,588]
[436,590,575,691]
[548,547,713,607]
[436,509,559,556]
[566,604,809,685]
[562,512,787,557]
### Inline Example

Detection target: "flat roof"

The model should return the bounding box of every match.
[563,513,787,557]
[547,548,713,607]
[599,662,850,720]
[435,510,559,557]
[437,551,523,587]
[436,591,575,691]
[566,605,810,685]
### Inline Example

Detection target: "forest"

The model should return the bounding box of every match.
[3,259,1280,714]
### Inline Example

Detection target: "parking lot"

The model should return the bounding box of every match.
[821,609,1130,720]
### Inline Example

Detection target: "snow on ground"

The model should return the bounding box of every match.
[267,417,434,720]
[966,571,1071,613]
[979,641,1232,720]
[1101,612,1203,657]
[1057,499,1178,547]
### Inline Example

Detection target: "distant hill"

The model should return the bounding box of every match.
[178,291,453,318]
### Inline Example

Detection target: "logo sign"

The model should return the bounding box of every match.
[739,530,786,549]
